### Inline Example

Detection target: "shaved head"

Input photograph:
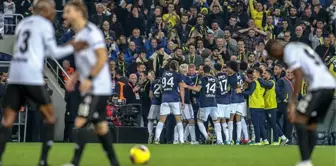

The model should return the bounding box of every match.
[33,0,56,21]
[265,39,284,59]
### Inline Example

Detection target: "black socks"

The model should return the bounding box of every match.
[307,130,317,157]
[98,132,119,166]
[39,123,55,166]
[295,123,310,161]
[0,127,11,163]
[71,128,87,166]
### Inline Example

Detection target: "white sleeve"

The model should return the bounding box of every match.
[284,46,301,70]
[43,23,75,59]
[89,28,106,50]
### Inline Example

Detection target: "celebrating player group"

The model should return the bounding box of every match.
[0,0,334,166]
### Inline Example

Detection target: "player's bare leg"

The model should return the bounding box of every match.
[228,113,235,145]
[220,118,229,144]
[235,113,242,145]
[0,107,17,165]
[154,115,167,144]
[95,121,119,166]
[38,104,56,166]
[294,113,315,166]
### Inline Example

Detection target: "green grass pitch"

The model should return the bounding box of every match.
[2,143,335,166]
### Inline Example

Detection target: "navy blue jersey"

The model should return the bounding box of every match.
[216,73,231,104]
[236,72,246,103]
[161,71,182,103]
[228,73,240,103]
[182,75,194,104]
[198,76,217,108]
[189,74,200,108]
[150,79,162,105]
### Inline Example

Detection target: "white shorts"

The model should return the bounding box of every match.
[148,105,160,120]
[160,102,181,116]
[230,103,239,114]
[217,104,231,119]
[182,104,194,120]
[236,101,247,117]
[198,107,218,121]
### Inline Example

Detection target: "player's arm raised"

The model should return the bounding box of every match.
[186,84,201,92]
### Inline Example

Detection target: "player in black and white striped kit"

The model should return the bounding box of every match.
[266,40,336,166]
[62,1,119,166]
[0,0,87,166]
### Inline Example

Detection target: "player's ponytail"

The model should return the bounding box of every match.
[66,0,89,20]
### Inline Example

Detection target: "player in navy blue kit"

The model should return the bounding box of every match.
[214,64,231,144]
[227,61,239,145]
[173,64,198,144]
[187,64,202,141]
[186,65,223,144]
[147,71,161,144]
[154,60,185,144]
[235,63,248,145]
[237,62,251,144]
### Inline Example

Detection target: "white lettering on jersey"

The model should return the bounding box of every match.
[74,22,112,95]
[284,42,336,90]
[8,15,74,85]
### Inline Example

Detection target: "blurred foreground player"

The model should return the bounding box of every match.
[0,0,87,165]
[62,1,119,166]
[266,40,336,166]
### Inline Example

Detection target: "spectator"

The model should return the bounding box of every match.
[3,0,15,34]
[215,37,230,61]
[315,36,335,61]
[175,13,192,44]
[116,52,128,76]
[225,16,242,36]
[90,3,109,29]
[237,40,247,62]
[149,15,168,37]
[208,1,227,28]
[129,28,145,49]
[117,35,128,53]
[126,7,144,36]
[238,27,267,52]
[109,13,124,38]
[290,26,310,46]
[163,3,180,30]
[149,47,171,77]
[106,36,119,61]
[224,29,238,57]
[210,21,224,38]
[145,38,159,59]
[248,0,264,29]
[125,41,138,64]
[309,27,324,49]
[184,44,203,68]
[170,47,185,64]
[196,39,211,60]
[102,21,116,41]
[62,60,75,83]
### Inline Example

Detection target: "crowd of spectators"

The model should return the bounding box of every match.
[1,0,336,143]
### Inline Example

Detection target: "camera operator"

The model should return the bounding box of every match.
[139,71,150,127]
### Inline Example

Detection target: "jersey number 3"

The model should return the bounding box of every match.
[17,30,31,53]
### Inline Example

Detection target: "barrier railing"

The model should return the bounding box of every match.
[45,57,70,88]
[1,14,24,35]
